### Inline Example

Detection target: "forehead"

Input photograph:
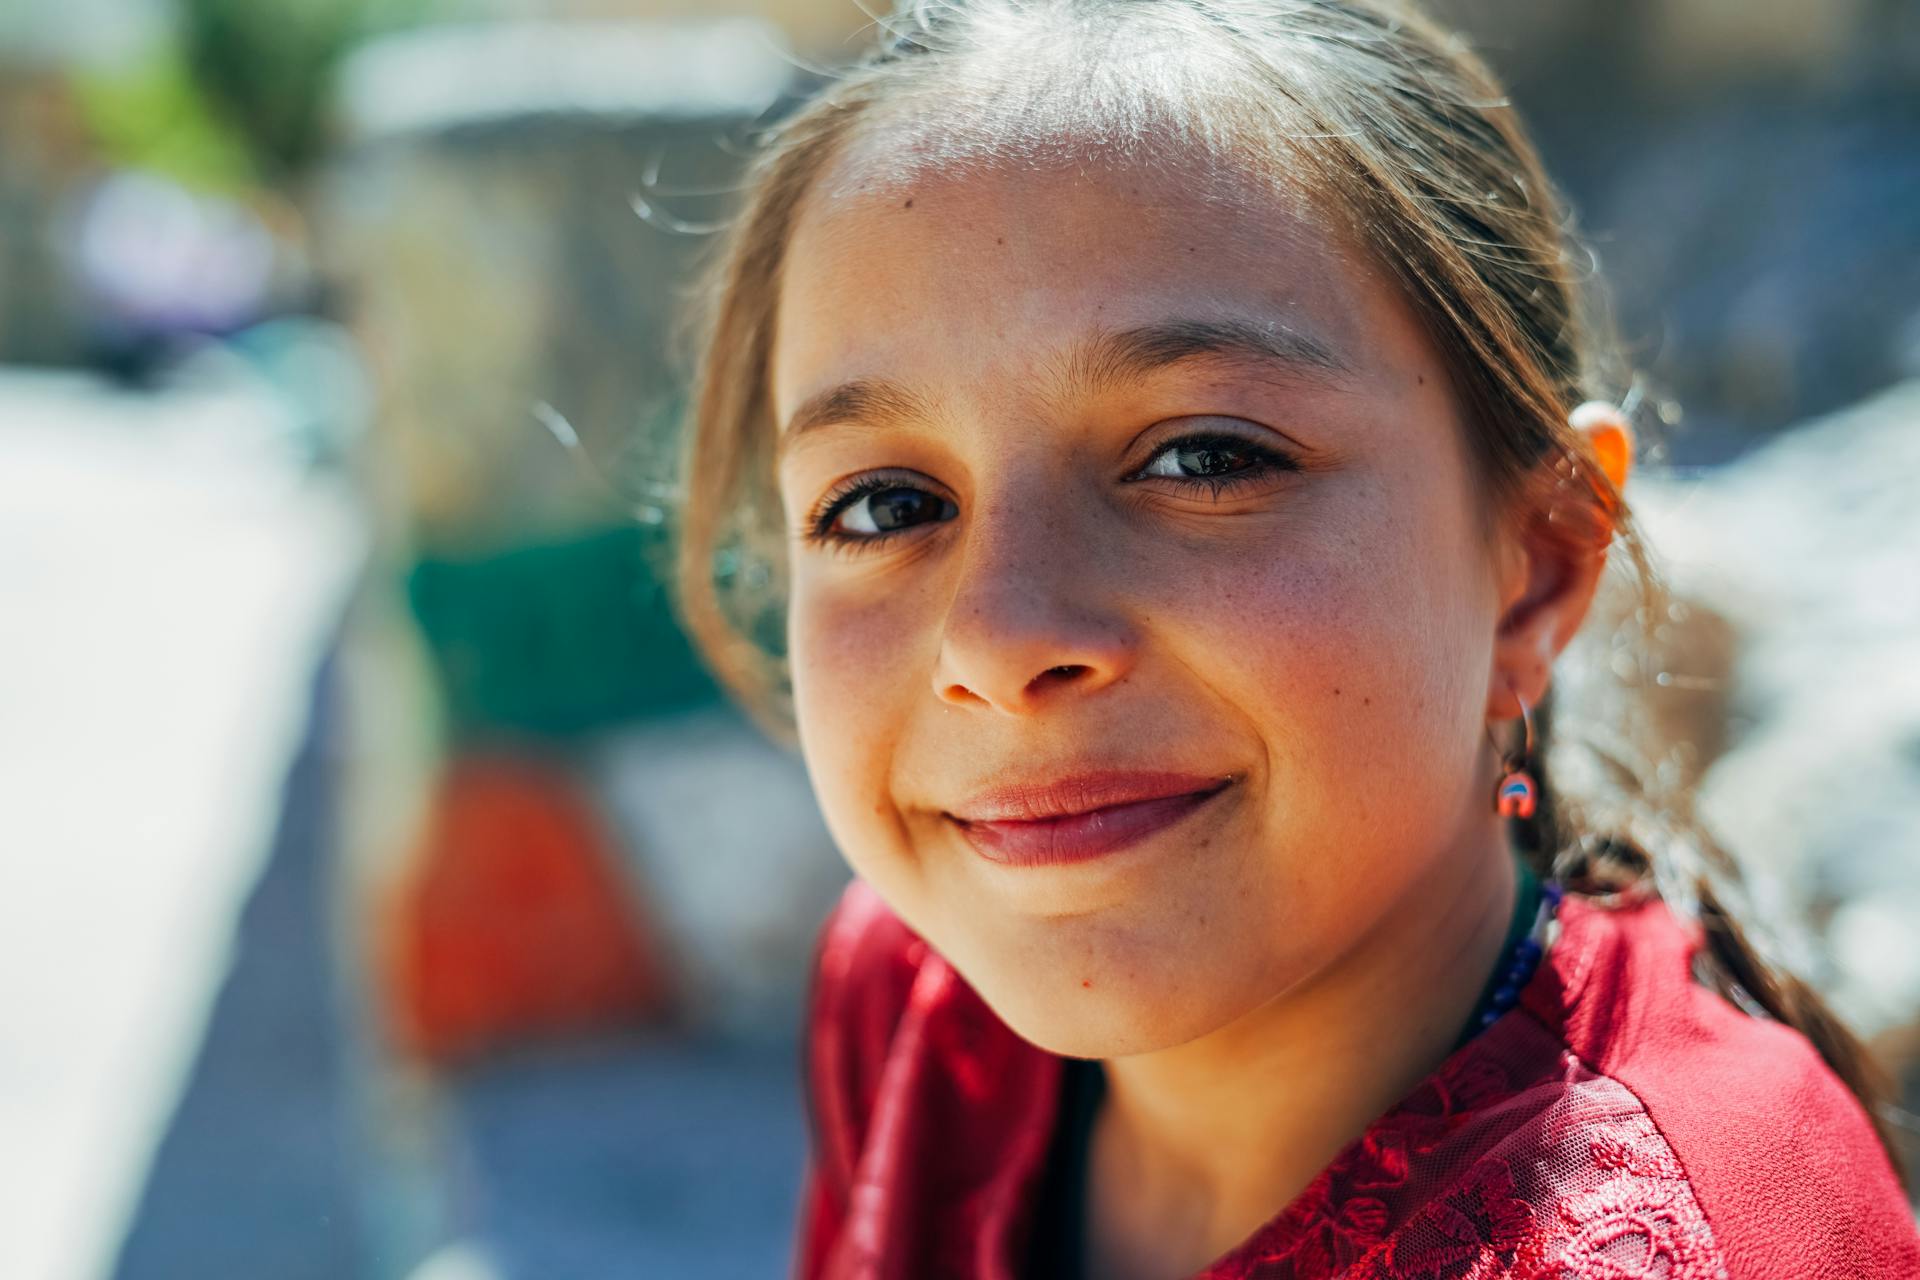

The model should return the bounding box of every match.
[771,128,1426,421]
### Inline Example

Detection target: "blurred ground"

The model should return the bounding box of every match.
[0,367,362,1280]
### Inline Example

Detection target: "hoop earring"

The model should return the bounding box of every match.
[1490,693,1538,819]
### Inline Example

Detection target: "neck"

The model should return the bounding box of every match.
[1087,819,1517,1277]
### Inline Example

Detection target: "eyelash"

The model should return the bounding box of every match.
[804,471,937,547]
[1132,432,1299,498]
[802,431,1299,551]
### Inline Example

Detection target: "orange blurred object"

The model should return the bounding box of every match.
[383,755,676,1065]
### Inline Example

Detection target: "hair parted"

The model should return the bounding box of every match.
[668,0,1904,1176]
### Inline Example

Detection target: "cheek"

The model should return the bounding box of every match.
[1155,472,1494,840]
[788,572,937,870]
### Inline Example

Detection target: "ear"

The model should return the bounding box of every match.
[1487,404,1634,718]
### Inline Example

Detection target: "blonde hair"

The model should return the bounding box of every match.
[671,0,1902,1174]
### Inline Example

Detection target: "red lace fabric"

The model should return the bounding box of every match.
[793,883,1920,1280]
[1190,1020,1721,1279]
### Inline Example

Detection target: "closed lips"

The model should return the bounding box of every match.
[946,772,1234,866]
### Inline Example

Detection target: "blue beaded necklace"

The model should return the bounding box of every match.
[1454,856,1564,1049]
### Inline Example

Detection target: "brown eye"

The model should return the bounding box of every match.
[1133,432,1297,489]
[816,478,958,541]
[841,487,951,534]
[1145,442,1257,478]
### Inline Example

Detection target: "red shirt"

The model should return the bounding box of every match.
[793,879,1920,1279]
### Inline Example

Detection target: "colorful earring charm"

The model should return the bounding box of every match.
[1492,693,1537,819]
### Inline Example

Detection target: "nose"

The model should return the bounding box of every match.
[931,501,1138,715]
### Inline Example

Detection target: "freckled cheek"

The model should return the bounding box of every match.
[790,576,941,704]
[1181,560,1385,739]
[1252,583,1485,866]
[1145,526,1459,783]
[788,582,936,857]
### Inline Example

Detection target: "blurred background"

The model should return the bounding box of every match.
[1,1,1916,1277]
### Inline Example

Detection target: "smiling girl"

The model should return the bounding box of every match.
[671,2,1919,1276]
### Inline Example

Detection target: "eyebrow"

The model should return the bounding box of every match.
[777,316,1354,453]
[1069,316,1354,391]
[779,378,936,453]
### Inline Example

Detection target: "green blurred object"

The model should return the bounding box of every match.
[180,0,447,181]
[73,48,257,194]
[406,525,717,740]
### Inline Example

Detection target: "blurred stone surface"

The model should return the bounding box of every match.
[1590,381,1920,1041]
[1553,381,1920,1186]
[1424,0,1920,464]
[325,19,792,544]
[1590,93,1920,459]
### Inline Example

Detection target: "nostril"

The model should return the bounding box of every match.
[941,682,990,707]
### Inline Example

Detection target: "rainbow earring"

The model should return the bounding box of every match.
[1491,692,1537,819]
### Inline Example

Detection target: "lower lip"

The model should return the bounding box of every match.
[954,785,1229,867]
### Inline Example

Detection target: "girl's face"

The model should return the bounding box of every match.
[771,144,1524,1057]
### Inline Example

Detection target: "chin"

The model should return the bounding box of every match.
[963,952,1247,1060]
